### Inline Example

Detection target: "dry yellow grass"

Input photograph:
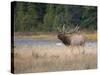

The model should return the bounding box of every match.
[15,33,97,40]
[12,44,97,74]
[84,33,97,40]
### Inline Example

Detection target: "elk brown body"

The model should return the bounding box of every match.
[58,33,85,46]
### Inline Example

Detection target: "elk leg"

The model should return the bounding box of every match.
[82,45,85,54]
[77,46,81,55]
[75,46,80,55]
[70,45,75,55]
[69,45,72,53]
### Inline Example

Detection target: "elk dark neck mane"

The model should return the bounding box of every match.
[58,33,71,45]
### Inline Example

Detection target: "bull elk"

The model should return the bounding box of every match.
[57,24,85,54]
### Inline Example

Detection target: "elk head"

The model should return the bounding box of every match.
[57,24,85,46]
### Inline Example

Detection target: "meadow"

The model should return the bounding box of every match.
[12,33,97,74]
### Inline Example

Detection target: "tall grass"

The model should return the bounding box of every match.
[13,45,97,73]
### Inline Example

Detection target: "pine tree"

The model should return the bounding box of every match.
[15,2,25,32]
[43,4,55,32]
[80,6,97,31]
[25,3,38,32]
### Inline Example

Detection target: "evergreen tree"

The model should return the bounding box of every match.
[26,3,38,32]
[13,2,97,32]
[43,4,56,31]
[15,2,26,32]
[80,6,97,30]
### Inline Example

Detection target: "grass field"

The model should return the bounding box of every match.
[12,44,97,73]
[12,33,97,73]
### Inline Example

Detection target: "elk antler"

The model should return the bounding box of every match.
[65,24,80,34]
[57,26,62,32]
[74,24,80,33]
[73,24,80,32]
[57,24,80,34]
[57,24,66,33]
[62,24,66,33]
